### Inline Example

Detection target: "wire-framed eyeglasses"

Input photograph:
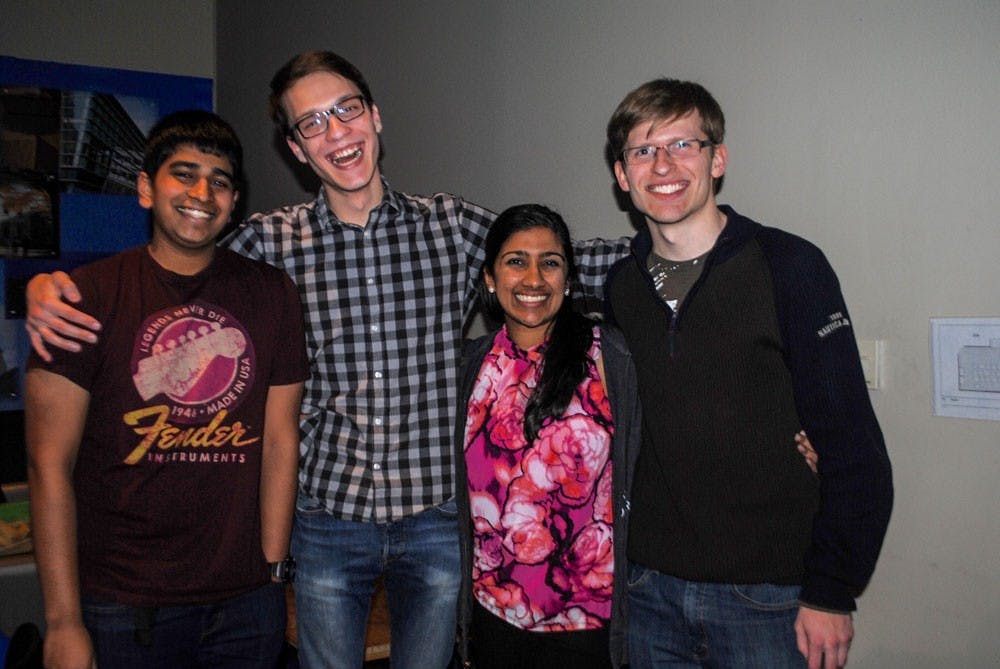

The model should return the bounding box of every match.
[621,138,714,165]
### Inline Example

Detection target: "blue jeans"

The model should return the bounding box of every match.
[82,582,285,669]
[627,563,804,668]
[291,495,461,669]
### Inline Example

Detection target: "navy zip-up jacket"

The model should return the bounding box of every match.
[604,205,893,612]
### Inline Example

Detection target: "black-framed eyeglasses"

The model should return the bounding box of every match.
[621,138,714,165]
[292,95,368,138]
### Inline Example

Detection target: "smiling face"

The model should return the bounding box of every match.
[484,226,569,349]
[139,145,237,273]
[282,70,384,218]
[614,110,727,233]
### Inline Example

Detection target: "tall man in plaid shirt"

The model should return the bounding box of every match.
[26,51,627,669]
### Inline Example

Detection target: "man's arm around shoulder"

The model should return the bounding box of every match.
[25,272,101,362]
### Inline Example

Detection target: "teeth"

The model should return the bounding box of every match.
[516,294,547,303]
[331,146,362,164]
[650,182,685,194]
[177,207,212,219]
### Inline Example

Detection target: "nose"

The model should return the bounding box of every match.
[524,261,544,286]
[652,146,676,173]
[187,177,211,201]
[324,113,351,140]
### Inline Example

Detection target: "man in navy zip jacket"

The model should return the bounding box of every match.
[604,78,892,669]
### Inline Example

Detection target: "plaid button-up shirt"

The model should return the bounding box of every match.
[224,183,627,522]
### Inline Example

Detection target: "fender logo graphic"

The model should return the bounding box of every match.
[122,405,258,465]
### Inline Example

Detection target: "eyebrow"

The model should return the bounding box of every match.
[500,250,566,259]
[294,92,364,121]
[166,160,235,182]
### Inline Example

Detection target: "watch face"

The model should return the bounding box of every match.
[271,558,296,582]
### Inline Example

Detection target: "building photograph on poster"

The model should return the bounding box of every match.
[1,82,162,259]
[0,55,212,409]
[1,86,59,259]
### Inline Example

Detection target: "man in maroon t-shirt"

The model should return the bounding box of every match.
[25,111,307,669]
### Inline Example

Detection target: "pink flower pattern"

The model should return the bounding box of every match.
[465,327,614,631]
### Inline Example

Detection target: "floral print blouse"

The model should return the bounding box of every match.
[464,326,614,631]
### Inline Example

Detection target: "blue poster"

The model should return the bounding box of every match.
[0,56,213,412]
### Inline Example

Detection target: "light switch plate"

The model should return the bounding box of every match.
[858,339,882,390]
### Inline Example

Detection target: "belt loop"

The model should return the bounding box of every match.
[133,607,158,647]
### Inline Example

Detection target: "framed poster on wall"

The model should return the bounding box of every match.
[0,56,211,478]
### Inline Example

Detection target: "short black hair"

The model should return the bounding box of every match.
[142,110,243,187]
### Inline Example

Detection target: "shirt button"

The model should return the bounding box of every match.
[374,371,383,379]
[370,325,379,333]
[374,417,383,426]
[373,463,381,471]
[367,278,374,285]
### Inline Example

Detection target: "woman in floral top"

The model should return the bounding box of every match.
[455,204,636,669]
[452,205,817,668]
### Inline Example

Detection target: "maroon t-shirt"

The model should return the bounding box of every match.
[31,246,308,606]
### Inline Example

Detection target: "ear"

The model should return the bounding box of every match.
[710,143,728,179]
[483,270,496,293]
[285,134,309,165]
[613,160,631,192]
[137,172,154,210]
[371,103,383,134]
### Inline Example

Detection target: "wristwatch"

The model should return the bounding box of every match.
[269,556,296,583]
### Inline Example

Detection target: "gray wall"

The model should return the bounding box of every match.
[1,1,216,80]
[224,3,998,667]
[3,1,999,666]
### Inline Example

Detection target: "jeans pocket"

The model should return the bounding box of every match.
[626,562,656,589]
[730,583,801,611]
[295,491,327,515]
[432,496,458,518]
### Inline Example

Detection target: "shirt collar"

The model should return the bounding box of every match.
[314,176,402,228]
